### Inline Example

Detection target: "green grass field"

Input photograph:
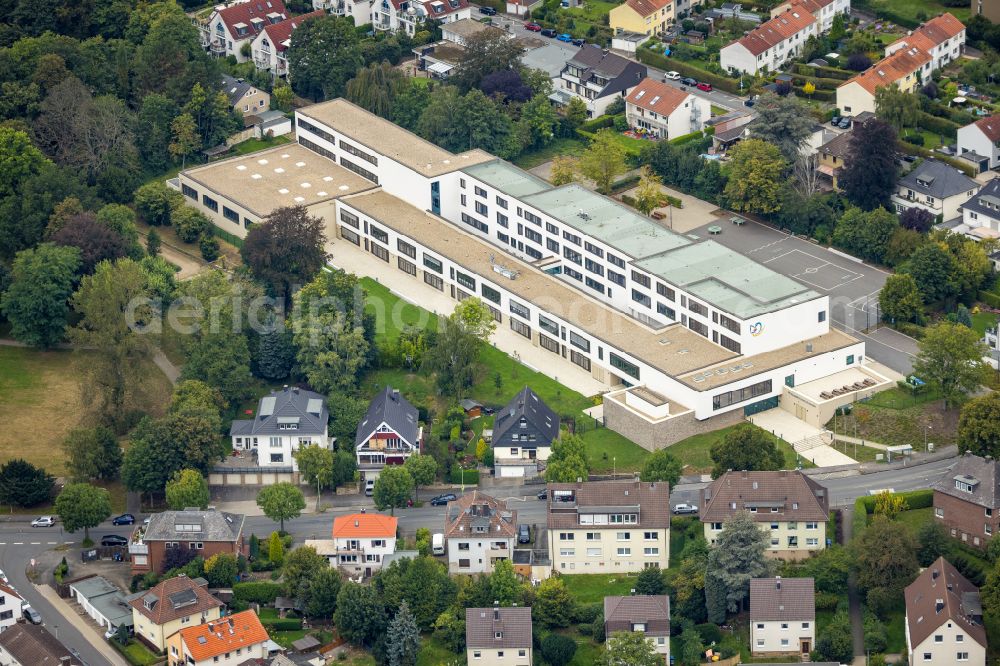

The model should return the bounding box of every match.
[856,0,969,23]
[118,640,160,666]
[513,137,588,170]
[973,310,998,336]
[664,423,808,474]
[560,573,637,604]
[231,134,292,155]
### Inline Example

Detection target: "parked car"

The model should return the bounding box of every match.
[663,71,680,80]
[680,77,697,87]
[517,524,531,543]
[571,38,585,46]
[837,117,851,129]
[672,503,699,515]
[830,115,841,126]
[430,493,457,506]
[478,5,496,14]
[541,28,557,37]
[536,489,548,500]
[111,513,135,526]
[364,479,375,497]
[101,535,128,547]
[524,21,541,31]
[22,606,41,625]
[30,516,55,528]
[432,533,445,555]
[696,82,712,92]
[743,96,755,107]
[556,33,572,42]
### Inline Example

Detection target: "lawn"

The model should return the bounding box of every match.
[855,0,970,23]
[884,607,907,653]
[268,629,331,650]
[830,439,883,463]
[513,137,587,170]
[231,134,292,156]
[973,310,998,336]
[664,424,809,475]
[560,573,637,604]
[895,506,934,535]
[0,346,172,478]
[117,640,160,666]
[417,634,464,666]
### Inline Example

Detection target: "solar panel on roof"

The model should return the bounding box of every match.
[306,398,323,415]
[260,396,276,417]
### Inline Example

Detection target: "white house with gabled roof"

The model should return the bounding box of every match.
[229,386,329,470]
[355,387,423,482]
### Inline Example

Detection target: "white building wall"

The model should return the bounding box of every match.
[547,527,670,573]
[909,620,986,666]
[332,536,397,573]
[751,618,815,654]
[836,80,876,115]
[184,642,267,666]
[705,520,827,555]
[233,433,328,470]
[447,536,515,573]
[0,593,20,633]
[720,42,760,75]
[957,125,1000,169]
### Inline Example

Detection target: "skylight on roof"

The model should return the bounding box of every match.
[251,174,262,179]
[257,159,269,165]
[301,182,311,188]
[236,165,247,171]
[274,167,284,173]
[296,161,305,167]
[294,196,305,202]
[278,188,289,194]
[650,95,660,105]
[635,90,645,99]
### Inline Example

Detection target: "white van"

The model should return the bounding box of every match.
[432,533,445,555]
[364,479,375,496]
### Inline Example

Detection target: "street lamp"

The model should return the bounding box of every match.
[924,425,932,452]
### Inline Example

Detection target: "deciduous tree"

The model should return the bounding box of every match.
[544,434,589,483]
[854,515,919,599]
[294,444,334,510]
[334,582,386,648]
[906,241,958,304]
[633,166,666,215]
[640,448,682,486]
[534,576,575,628]
[875,83,920,132]
[256,482,306,532]
[748,92,816,162]
[873,490,908,519]
[52,213,129,275]
[723,139,785,214]
[287,16,363,101]
[709,425,783,478]
[579,129,627,194]
[452,28,525,91]
[346,62,410,118]
[283,545,328,605]
[959,391,1000,458]
[879,273,923,324]
[242,205,328,305]
[540,634,577,666]
[832,206,899,264]
[549,155,578,186]
[133,181,181,226]
[1,243,80,348]
[840,118,899,210]
[913,321,986,408]
[403,454,437,500]
[165,468,210,510]
[63,426,122,482]
[169,112,199,168]
[635,565,667,595]
[600,631,661,666]
[203,553,239,587]
[373,466,413,515]
[55,483,112,542]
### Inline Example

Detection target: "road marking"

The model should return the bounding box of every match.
[0,543,5,545]
[13,543,22,545]
[47,542,57,545]
[29,542,39,545]
[64,541,73,544]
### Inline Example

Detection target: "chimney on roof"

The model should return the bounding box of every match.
[354,519,359,527]
[932,568,940,581]
[576,478,583,487]
[776,576,781,590]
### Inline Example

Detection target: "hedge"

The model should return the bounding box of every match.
[916,110,961,139]
[233,581,283,604]
[449,469,479,485]
[213,226,244,248]
[980,290,1000,308]
[792,62,853,80]
[852,0,920,28]
[670,126,714,146]
[610,174,641,193]
[262,617,303,631]
[580,115,618,132]
[635,48,742,94]
[857,488,933,515]
[794,86,834,102]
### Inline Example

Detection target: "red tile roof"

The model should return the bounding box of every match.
[332,513,398,539]
[623,0,671,19]
[625,77,694,116]
[217,0,288,41]
[129,576,222,627]
[733,8,816,56]
[178,610,269,662]
[700,471,829,523]
[261,9,324,51]
[905,557,987,650]
[890,12,965,53]
[840,46,930,95]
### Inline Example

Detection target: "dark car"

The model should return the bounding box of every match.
[541,28,557,37]
[101,535,128,547]
[680,77,697,87]
[430,493,457,506]
[830,115,841,126]
[478,5,497,14]
[111,513,135,526]
[572,38,585,46]
[524,21,542,31]
[837,117,851,129]
[696,82,712,92]
[518,524,530,543]
[22,606,42,625]
[743,97,755,107]
[536,489,548,500]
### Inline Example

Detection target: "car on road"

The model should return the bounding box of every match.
[101,535,128,547]
[680,76,697,87]
[571,37,585,46]
[31,516,55,528]
[518,524,531,543]
[663,71,680,80]
[478,5,496,14]
[744,96,755,107]
[696,82,712,92]
[540,28,556,37]
[524,21,541,31]
[672,503,699,515]
[430,493,457,506]
[556,33,572,42]
[22,606,41,625]
[111,513,135,526]
[536,489,548,500]
[364,479,375,497]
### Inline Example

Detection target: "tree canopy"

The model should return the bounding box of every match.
[709,425,784,479]
[913,321,986,408]
[840,118,899,210]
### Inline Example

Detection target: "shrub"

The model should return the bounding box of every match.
[815,591,841,610]
[695,622,722,644]
[613,116,629,132]
[233,581,283,604]
[199,233,220,261]
[573,602,602,624]
[903,133,924,146]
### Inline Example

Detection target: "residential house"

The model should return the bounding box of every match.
[491,386,559,479]
[957,114,1000,172]
[770,0,849,32]
[465,606,532,665]
[624,77,710,140]
[700,470,829,560]
[885,13,966,72]
[130,508,247,575]
[816,130,852,190]
[221,75,270,119]
[130,575,223,652]
[551,44,648,118]
[0,585,21,633]
[68,576,134,636]
[933,451,1000,549]
[0,624,81,666]
[355,387,422,483]
[750,577,815,657]
[836,46,931,116]
[959,179,1000,242]
[506,0,542,16]
[371,0,472,36]
[229,385,330,471]
[976,0,1000,23]
[445,491,517,573]
[311,0,373,29]
[412,40,468,79]
[603,595,670,660]
[547,480,670,573]
[250,10,325,77]
[891,158,979,222]
[720,7,818,75]
[203,0,288,62]
[329,513,398,577]
[905,557,987,666]
[441,18,498,46]
[167,610,271,666]
[609,0,674,39]
[709,110,754,152]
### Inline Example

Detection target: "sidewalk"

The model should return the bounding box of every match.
[35,584,130,666]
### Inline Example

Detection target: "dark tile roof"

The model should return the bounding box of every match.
[932,451,1000,509]
[445,491,517,539]
[960,179,1000,224]
[750,577,815,621]
[898,158,979,199]
[143,508,245,543]
[819,130,853,159]
[355,387,420,448]
[130,575,223,626]
[604,595,670,635]
[230,386,328,438]
[565,45,647,98]
[465,607,532,649]
[905,557,986,649]
[547,480,671,530]
[700,471,829,523]
[492,386,558,449]
[0,624,81,665]
[221,75,255,108]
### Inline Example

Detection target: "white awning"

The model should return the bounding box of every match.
[428,61,453,74]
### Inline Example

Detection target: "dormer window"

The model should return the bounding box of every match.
[957,480,974,493]
[495,631,503,639]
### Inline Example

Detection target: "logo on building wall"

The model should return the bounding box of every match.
[749,322,764,337]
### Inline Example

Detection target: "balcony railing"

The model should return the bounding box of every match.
[209,41,226,54]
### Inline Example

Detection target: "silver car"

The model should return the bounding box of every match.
[672,503,699,515]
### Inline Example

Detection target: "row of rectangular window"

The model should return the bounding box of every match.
[296,117,336,144]
[340,156,379,184]
[511,319,531,338]
[398,257,416,275]
[341,210,360,228]
[370,224,388,244]
[397,239,416,259]
[461,213,488,234]
[338,139,378,166]
[564,248,582,265]
[370,242,388,263]
[481,284,501,305]
[713,379,772,410]
[584,241,603,258]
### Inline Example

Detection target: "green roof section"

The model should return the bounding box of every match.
[634,242,821,319]
[522,184,692,259]
[462,160,553,198]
